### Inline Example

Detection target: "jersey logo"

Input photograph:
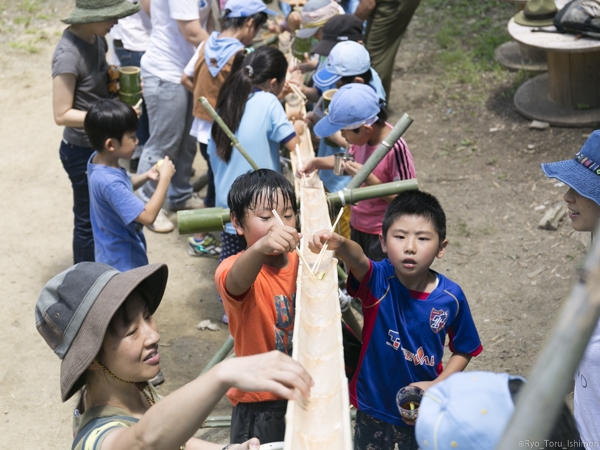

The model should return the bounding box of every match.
[430,308,449,333]
[402,346,435,367]
[386,330,401,350]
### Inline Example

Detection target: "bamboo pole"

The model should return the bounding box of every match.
[177,180,419,234]
[198,96,260,170]
[327,179,418,208]
[497,225,600,449]
[345,113,413,190]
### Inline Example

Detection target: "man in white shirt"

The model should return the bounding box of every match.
[137,0,210,232]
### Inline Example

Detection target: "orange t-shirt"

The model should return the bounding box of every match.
[215,251,298,405]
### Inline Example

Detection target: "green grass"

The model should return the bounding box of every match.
[420,0,516,100]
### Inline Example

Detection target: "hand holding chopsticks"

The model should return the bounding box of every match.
[272,209,316,279]
[311,207,344,273]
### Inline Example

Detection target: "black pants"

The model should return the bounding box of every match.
[230,400,287,444]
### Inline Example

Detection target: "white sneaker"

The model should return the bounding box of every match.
[146,209,174,233]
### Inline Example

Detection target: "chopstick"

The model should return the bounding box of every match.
[311,207,344,273]
[271,209,316,279]
[288,82,308,103]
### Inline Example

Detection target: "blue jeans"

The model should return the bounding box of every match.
[59,140,95,263]
[137,69,196,207]
[114,47,150,149]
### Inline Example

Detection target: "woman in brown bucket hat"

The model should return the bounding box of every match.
[35,262,313,449]
[52,1,142,265]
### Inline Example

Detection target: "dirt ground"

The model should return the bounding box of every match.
[0,1,593,448]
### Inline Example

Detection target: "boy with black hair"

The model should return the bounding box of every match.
[214,169,301,444]
[309,189,482,449]
[85,99,175,272]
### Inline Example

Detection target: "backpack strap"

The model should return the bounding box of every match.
[72,415,138,450]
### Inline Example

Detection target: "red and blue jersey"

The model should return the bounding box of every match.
[347,259,483,426]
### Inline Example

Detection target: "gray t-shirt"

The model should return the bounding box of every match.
[52,29,110,148]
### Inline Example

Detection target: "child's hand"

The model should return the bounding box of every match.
[342,160,362,177]
[286,11,302,31]
[147,164,160,181]
[409,380,434,391]
[296,158,318,178]
[257,223,300,256]
[157,156,176,181]
[288,69,304,87]
[304,110,321,125]
[309,229,344,254]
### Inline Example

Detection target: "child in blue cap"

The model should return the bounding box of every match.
[541,131,600,445]
[415,371,580,449]
[299,83,415,261]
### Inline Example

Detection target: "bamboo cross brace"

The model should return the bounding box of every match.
[312,207,345,273]
[198,96,260,170]
[272,209,316,279]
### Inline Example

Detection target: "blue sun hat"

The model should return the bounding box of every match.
[314,83,380,138]
[415,371,526,450]
[541,130,600,207]
[223,0,277,18]
[313,41,371,89]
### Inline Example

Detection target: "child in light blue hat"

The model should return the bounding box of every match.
[541,131,600,444]
[415,371,581,449]
[299,83,416,261]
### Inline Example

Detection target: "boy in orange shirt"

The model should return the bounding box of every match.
[214,169,301,444]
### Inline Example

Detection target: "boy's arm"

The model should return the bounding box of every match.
[296,155,335,178]
[136,157,175,226]
[410,352,471,391]
[309,230,371,282]
[225,224,300,297]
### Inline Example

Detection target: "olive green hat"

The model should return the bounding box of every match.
[513,0,557,27]
[62,0,140,25]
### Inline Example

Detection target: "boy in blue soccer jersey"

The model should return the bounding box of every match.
[309,189,482,450]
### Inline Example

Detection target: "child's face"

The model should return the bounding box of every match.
[564,187,600,232]
[109,131,138,160]
[87,20,119,38]
[234,191,296,248]
[380,215,447,284]
[99,291,161,383]
[340,125,371,146]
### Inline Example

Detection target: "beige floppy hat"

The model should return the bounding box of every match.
[35,262,168,402]
[513,0,558,27]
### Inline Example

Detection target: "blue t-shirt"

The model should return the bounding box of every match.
[208,90,295,234]
[347,259,483,426]
[87,155,148,271]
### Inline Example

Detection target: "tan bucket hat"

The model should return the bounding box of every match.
[62,0,141,25]
[35,262,168,402]
[513,0,558,27]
